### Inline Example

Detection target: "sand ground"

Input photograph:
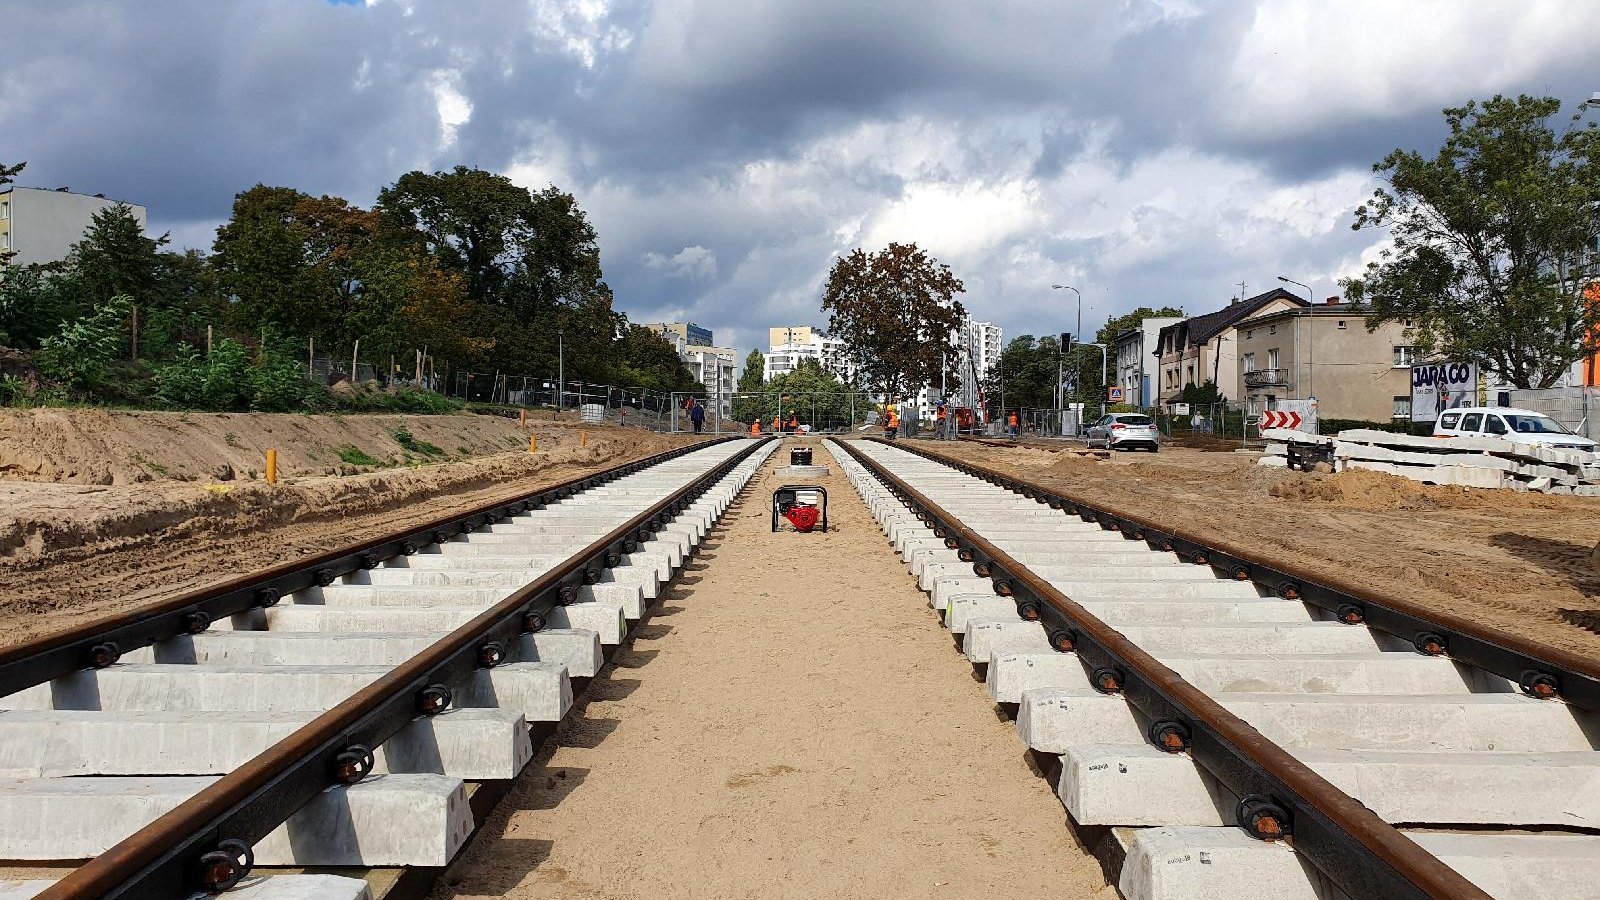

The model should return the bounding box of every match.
[0,420,697,649]
[432,438,1115,900]
[919,438,1600,662]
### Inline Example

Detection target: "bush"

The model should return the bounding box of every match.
[35,295,131,392]
[155,338,328,412]
[336,445,381,466]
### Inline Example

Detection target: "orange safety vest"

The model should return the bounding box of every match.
[1008,412,1018,426]
[750,420,761,435]
[936,406,947,420]
[887,411,899,428]
[772,415,781,429]
[787,416,799,428]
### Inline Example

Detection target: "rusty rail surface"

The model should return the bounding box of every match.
[838,438,1490,900]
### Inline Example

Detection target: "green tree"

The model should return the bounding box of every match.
[767,357,858,429]
[69,204,169,310]
[212,185,326,336]
[1342,94,1600,388]
[732,349,767,424]
[821,242,966,402]
[0,264,84,348]
[612,325,698,393]
[981,334,1061,415]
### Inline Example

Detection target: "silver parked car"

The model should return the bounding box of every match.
[1085,413,1159,451]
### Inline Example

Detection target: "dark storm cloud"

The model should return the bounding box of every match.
[3,0,1594,357]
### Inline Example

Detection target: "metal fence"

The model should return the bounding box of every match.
[1504,386,1599,440]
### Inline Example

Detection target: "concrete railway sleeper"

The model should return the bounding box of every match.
[826,438,1600,900]
[0,436,779,900]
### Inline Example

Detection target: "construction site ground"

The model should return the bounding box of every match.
[920,438,1600,663]
[0,408,698,650]
[433,439,1114,900]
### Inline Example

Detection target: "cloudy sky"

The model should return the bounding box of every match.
[4,0,1598,359]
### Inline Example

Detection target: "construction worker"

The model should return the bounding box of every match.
[1008,410,1020,440]
[772,413,782,432]
[787,410,800,433]
[750,418,761,436]
[935,399,949,440]
[884,406,900,441]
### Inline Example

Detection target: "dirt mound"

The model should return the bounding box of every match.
[1268,467,1580,512]
[0,408,585,485]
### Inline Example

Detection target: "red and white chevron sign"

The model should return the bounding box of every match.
[1261,410,1303,429]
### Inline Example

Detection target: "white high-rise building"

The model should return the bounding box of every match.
[911,317,1002,421]
[763,326,853,382]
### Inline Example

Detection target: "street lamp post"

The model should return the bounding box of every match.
[557,328,565,415]
[1276,276,1314,399]
[1051,284,1082,410]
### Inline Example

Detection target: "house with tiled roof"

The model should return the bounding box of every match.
[1154,288,1307,404]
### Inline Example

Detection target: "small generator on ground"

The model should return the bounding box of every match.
[789,447,813,466]
[772,484,828,533]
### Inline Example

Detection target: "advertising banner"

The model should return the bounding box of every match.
[1410,362,1478,422]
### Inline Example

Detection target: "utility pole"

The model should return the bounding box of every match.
[557,328,565,414]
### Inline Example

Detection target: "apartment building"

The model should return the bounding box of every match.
[640,321,713,347]
[1155,288,1306,404]
[1234,299,1413,422]
[764,326,852,381]
[1114,315,1183,407]
[0,187,147,266]
[684,344,738,421]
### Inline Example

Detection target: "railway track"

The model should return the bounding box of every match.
[825,437,1600,900]
[0,435,778,900]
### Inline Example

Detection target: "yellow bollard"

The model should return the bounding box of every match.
[265,448,278,485]
[580,431,587,447]
[529,435,538,453]
[519,408,527,428]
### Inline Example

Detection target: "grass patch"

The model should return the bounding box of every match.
[392,425,444,456]
[130,451,170,477]
[223,431,241,448]
[457,445,472,455]
[336,445,381,467]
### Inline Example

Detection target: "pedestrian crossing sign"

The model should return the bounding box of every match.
[1107,386,1125,402]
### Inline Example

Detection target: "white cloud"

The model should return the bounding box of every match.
[643,244,719,279]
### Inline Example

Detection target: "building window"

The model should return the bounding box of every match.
[1242,353,1255,373]
[1337,320,1347,329]
[1393,396,1412,419]
[1185,364,1194,385]
[1393,345,1415,367]
[1268,324,1276,335]
[0,201,8,220]
[1245,330,1253,339]
[1266,348,1279,370]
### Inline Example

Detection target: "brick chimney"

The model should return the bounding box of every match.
[1324,296,1341,305]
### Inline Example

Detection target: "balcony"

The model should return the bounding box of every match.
[1243,368,1288,389]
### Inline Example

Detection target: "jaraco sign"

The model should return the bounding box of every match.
[1409,362,1478,423]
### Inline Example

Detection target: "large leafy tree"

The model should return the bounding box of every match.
[821,242,966,402]
[1343,94,1600,388]
[212,185,327,335]
[612,325,698,393]
[378,168,619,379]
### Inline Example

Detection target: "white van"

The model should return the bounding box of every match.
[1432,406,1597,452]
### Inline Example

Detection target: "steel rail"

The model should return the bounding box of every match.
[837,438,1490,900]
[39,435,772,900]
[883,438,1600,711]
[0,436,727,699]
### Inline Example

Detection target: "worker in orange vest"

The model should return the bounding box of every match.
[750,418,761,436]
[935,400,949,441]
[884,406,900,441]
[772,414,781,432]
[786,411,800,433]
[1008,410,1020,440]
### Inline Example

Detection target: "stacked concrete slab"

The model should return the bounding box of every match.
[0,439,777,878]
[1259,427,1600,493]
[825,438,1600,900]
